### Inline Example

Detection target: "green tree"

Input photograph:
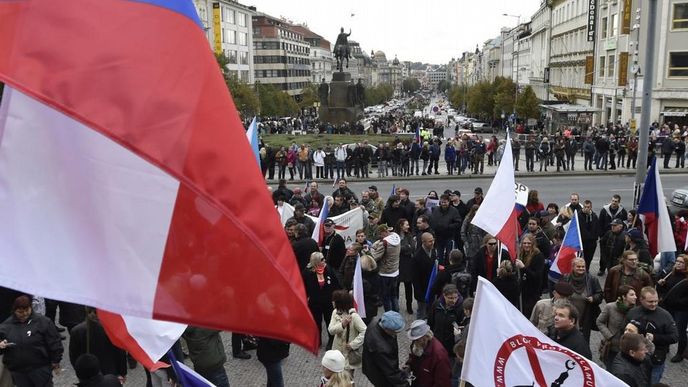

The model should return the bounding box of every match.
[515,85,541,120]
[215,53,260,119]
[437,80,450,93]
[298,83,319,109]
[365,83,394,106]
[402,78,421,94]
[466,81,494,120]
[257,83,299,117]
[448,85,466,111]
[492,77,516,118]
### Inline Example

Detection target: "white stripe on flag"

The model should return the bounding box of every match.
[353,256,366,318]
[0,86,179,315]
[121,315,187,363]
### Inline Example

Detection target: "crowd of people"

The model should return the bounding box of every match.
[274,177,688,386]
[259,121,688,182]
[1,172,687,386]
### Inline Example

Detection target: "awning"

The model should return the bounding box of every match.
[661,107,688,117]
[539,103,603,113]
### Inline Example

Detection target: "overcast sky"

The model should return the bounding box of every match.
[249,0,542,64]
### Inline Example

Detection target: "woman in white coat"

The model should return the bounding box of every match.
[328,290,366,377]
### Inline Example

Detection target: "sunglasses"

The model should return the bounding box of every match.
[487,242,497,246]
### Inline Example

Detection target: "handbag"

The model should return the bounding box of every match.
[598,338,612,361]
[345,316,363,364]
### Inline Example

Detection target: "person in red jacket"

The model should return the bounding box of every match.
[405,320,451,387]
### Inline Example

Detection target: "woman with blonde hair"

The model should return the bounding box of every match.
[303,252,342,349]
[328,291,366,377]
[514,234,545,317]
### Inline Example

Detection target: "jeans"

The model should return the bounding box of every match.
[584,153,593,170]
[651,363,665,385]
[336,161,345,179]
[10,366,53,387]
[379,275,400,312]
[199,367,230,387]
[262,360,284,387]
[411,159,419,174]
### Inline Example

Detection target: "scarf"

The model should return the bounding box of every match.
[616,299,631,314]
[569,272,587,295]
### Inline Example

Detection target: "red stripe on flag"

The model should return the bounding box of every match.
[97,310,169,371]
[495,208,519,259]
[153,186,319,351]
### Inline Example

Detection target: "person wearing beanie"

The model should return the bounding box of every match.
[0,295,63,387]
[362,311,408,386]
[73,354,121,387]
[561,258,603,343]
[529,281,575,333]
[319,350,352,387]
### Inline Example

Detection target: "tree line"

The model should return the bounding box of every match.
[448,76,540,122]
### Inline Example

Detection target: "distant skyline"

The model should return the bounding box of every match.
[248,0,542,64]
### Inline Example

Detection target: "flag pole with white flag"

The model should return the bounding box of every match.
[352,256,366,318]
[461,277,629,387]
[246,116,260,166]
[471,132,519,256]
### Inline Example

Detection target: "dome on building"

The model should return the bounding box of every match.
[373,50,387,63]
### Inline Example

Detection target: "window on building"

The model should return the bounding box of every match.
[607,54,615,78]
[238,32,247,46]
[228,50,237,64]
[668,52,688,76]
[226,29,236,44]
[240,70,249,81]
[239,51,248,65]
[599,56,606,77]
[673,3,688,29]
[224,8,235,24]
[238,13,246,27]
[601,17,608,38]
[611,14,619,36]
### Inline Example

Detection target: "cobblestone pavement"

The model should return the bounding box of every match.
[51,250,688,386]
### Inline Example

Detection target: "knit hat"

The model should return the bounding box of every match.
[379,311,405,332]
[626,228,643,241]
[321,350,346,373]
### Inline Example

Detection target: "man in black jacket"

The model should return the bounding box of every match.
[579,200,601,270]
[429,195,461,263]
[547,303,592,359]
[610,333,652,387]
[598,219,626,276]
[626,287,678,384]
[412,233,437,320]
[322,219,346,272]
[291,223,319,273]
[598,194,628,233]
[427,284,463,359]
[362,311,408,387]
[69,308,127,381]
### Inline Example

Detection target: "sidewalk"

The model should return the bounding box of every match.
[267,152,688,185]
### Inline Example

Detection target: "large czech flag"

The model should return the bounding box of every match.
[0,0,318,352]
[638,158,676,256]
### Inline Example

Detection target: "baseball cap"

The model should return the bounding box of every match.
[368,185,378,191]
[379,311,405,333]
[626,228,643,241]
[376,224,393,233]
[407,319,431,340]
[610,219,624,226]
[324,219,335,226]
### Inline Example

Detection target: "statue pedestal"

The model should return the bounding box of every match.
[319,72,362,125]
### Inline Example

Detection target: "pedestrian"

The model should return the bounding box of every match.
[427,284,464,359]
[603,251,653,303]
[597,285,638,369]
[529,281,574,333]
[361,311,408,387]
[656,254,688,363]
[599,218,627,277]
[626,286,678,384]
[319,350,353,387]
[370,224,402,313]
[560,258,603,342]
[547,302,592,359]
[580,200,601,270]
[515,235,545,318]
[395,218,415,315]
[303,252,342,349]
[73,354,122,387]
[257,337,290,387]
[69,307,127,381]
[327,291,366,377]
[182,326,230,387]
[405,320,451,387]
[538,137,551,172]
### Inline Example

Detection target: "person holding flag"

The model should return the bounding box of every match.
[412,233,438,320]
[303,252,342,350]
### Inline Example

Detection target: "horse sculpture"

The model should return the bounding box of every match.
[333,27,351,72]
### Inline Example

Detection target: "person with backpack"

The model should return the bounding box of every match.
[431,249,471,300]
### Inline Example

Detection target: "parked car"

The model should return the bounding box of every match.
[671,186,688,209]
[471,122,494,133]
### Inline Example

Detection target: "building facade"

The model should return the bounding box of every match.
[529,3,552,101]
[291,25,333,84]
[252,13,311,96]
[193,0,255,83]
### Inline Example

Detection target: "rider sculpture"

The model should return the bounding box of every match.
[333,27,351,72]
